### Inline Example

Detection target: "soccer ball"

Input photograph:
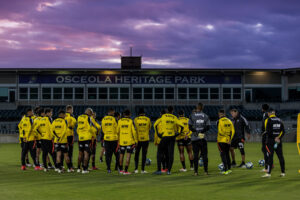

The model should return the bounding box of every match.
[258,159,265,167]
[146,158,151,166]
[199,157,204,167]
[246,162,253,169]
[218,163,224,171]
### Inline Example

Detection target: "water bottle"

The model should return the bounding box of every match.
[274,142,278,149]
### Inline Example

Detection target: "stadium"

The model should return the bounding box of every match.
[1,1,300,200]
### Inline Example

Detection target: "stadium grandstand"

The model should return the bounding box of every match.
[0,68,299,142]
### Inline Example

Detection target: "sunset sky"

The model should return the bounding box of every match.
[0,0,300,69]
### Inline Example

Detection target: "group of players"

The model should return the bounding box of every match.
[18,103,286,177]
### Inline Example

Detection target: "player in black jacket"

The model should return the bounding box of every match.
[230,109,251,168]
[262,108,285,178]
[261,104,269,172]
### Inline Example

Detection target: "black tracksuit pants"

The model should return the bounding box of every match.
[134,141,149,171]
[218,142,231,171]
[104,140,119,171]
[21,141,38,166]
[41,139,56,169]
[157,136,175,172]
[192,139,208,173]
[266,141,285,174]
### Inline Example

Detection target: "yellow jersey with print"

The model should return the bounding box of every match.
[176,117,192,140]
[134,116,151,142]
[52,117,68,143]
[77,114,93,141]
[117,117,137,146]
[21,116,35,141]
[154,114,184,137]
[33,116,42,140]
[217,117,235,143]
[65,112,77,137]
[90,117,101,139]
[18,115,26,142]
[101,115,118,141]
[154,118,163,145]
[35,116,53,141]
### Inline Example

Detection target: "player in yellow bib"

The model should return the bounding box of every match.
[90,112,101,170]
[217,109,235,175]
[117,109,137,175]
[77,108,94,174]
[134,108,151,174]
[65,105,77,168]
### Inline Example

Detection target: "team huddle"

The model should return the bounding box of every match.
[18,103,286,177]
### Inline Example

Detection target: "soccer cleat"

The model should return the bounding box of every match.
[261,169,268,173]
[161,169,168,173]
[262,173,271,178]
[26,163,32,167]
[167,171,171,175]
[44,168,48,172]
[58,169,62,173]
[107,170,112,174]
[238,163,246,168]
[231,161,236,167]
[55,168,59,172]
[123,171,131,175]
[119,170,124,174]
[194,173,198,176]
[82,170,89,174]
[21,165,26,170]
[228,170,232,174]
[92,167,99,170]
[77,169,81,173]
[67,168,74,173]
[190,167,194,171]
[179,168,187,172]
[280,173,285,177]
[153,171,162,175]
[221,171,229,175]
[141,170,148,174]
[34,166,41,171]
[134,169,139,174]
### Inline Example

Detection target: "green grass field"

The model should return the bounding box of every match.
[0,142,299,200]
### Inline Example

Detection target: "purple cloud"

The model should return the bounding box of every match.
[0,0,300,69]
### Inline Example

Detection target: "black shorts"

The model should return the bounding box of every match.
[119,145,134,154]
[55,143,68,153]
[78,140,91,152]
[177,138,192,146]
[36,140,42,148]
[231,138,245,149]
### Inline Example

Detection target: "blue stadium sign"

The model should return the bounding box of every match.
[19,75,241,84]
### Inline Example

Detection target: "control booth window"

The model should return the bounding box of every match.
[109,88,118,99]
[210,88,219,100]
[189,88,198,100]
[120,88,129,99]
[155,88,163,99]
[19,88,28,100]
[133,88,142,99]
[144,88,153,99]
[75,88,84,99]
[233,88,241,99]
[165,88,174,99]
[199,88,208,99]
[98,88,108,99]
[30,88,38,100]
[42,88,51,99]
[88,88,97,100]
[178,88,187,99]
[64,87,73,100]
[223,88,231,100]
[53,88,62,99]
[0,88,9,102]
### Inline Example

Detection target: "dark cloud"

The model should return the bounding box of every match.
[0,0,300,69]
